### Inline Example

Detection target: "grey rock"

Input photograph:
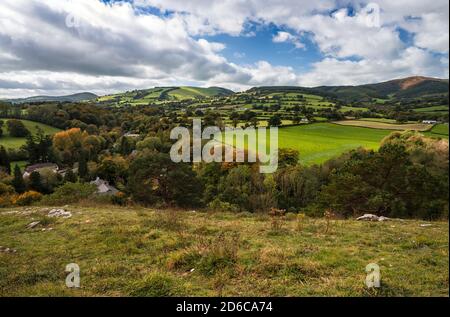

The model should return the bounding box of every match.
[27,221,41,229]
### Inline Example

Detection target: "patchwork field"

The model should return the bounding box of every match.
[0,205,447,296]
[0,119,61,149]
[425,124,449,138]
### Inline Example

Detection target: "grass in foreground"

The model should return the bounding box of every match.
[0,204,448,296]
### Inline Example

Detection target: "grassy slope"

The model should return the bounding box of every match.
[222,123,392,165]
[424,124,449,138]
[279,124,391,164]
[0,119,61,149]
[97,87,233,105]
[0,205,447,296]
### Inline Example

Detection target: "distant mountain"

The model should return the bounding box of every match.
[5,92,98,104]
[248,76,449,102]
[313,76,449,101]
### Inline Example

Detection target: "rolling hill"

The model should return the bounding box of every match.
[97,86,234,105]
[5,92,98,104]
[248,76,449,102]
[314,76,449,101]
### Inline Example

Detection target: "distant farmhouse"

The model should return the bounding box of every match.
[23,163,58,178]
[90,177,118,195]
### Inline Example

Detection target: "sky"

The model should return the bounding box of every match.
[0,0,448,98]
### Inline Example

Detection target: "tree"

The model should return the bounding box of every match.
[12,164,26,193]
[64,169,78,183]
[78,152,88,181]
[97,155,128,185]
[24,127,53,164]
[0,146,11,174]
[268,114,282,127]
[7,119,30,137]
[29,171,43,193]
[127,152,203,207]
[53,128,89,164]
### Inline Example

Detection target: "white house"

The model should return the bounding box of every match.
[90,177,119,195]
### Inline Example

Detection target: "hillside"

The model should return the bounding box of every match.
[0,204,447,296]
[248,77,448,102]
[97,86,234,105]
[314,76,449,101]
[5,93,98,104]
[0,118,61,149]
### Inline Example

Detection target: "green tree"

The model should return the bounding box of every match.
[0,146,11,174]
[127,152,203,207]
[64,169,78,183]
[12,164,26,193]
[268,114,282,127]
[78,152,88,181]
[7,119,30,137]
[29,171,43,193]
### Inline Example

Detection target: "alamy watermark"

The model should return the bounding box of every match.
[170,119,279,173]
[65,263,80,288]
[365,263,380,288]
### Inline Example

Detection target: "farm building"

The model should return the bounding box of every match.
[23,163,58,178]
[90,177,118,195]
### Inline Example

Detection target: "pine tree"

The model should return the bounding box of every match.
[64,169,77,183]
[0,146,11,174]
[12,165,25,193]
[29,171,43,193]
[78,152,88,181]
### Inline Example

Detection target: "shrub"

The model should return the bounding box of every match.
[40,182,96,205]
[208,198,240,212]
[111,191,127,206]
[0,182,14,195]
[12,190,43,206]
[0,194,13,207]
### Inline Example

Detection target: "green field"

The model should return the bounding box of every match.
[278,124,392,164]
[425,124,449,138]
[0,119,61,149]
[0,205,447,296]
[220,123,392,165]
[413,105,449,113]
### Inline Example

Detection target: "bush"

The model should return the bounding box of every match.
[208,198,240,212]
[111,191,127,206]
[0,194,13,207]
[12,190,43,206]
[40,182,96,205]
[0,182,14,195]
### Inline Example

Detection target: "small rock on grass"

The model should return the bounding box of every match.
[356,214,390,221]
[48,209,72,218]
[27,221,41,229]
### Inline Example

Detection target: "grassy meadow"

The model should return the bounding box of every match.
[220,123,392,165]
[0,118,61,149]
[0,204,448,297]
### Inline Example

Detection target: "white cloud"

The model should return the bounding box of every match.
[272,31,304,49]
[0,0,448,97]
